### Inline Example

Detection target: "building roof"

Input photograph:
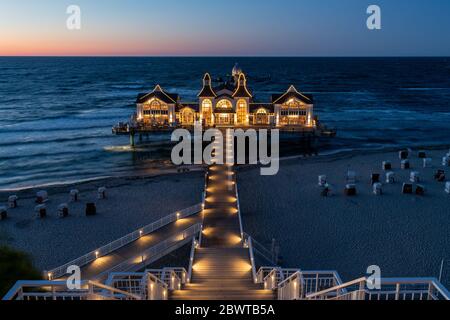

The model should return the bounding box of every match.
[136,85,179,104]
[249,103,274,113]
[271,85,313,104]
[198,73,217,98]
[215,92,234,99]
[213,82,236,93]
[232,73,253,98]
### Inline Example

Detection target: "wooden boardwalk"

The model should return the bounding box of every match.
[57,214,202,282]
[172,164,274,300]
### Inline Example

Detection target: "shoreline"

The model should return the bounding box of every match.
[2,144,449,194]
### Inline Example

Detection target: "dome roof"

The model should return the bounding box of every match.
[232,63,243,76]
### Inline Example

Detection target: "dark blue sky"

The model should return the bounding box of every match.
[1,0,450,56]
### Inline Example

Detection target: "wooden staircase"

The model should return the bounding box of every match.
[171,164,274,300]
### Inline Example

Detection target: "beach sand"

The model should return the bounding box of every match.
[0,171,204,271]
[1,147,449,286]
[238,148,450,284]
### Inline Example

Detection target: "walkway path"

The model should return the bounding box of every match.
[57,214,202,282]
[172,164,274,300]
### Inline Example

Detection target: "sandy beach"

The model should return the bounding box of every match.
[238,147,450,285]
[1,146,449,286]
[0,171,204,271]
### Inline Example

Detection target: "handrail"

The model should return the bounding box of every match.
[247,237,258,283]
[376,277,450,300]
[305,276,450,301]
[243,232,277,265]
[306,277,367,300]
[3,280,141,300]
[278,271,301,288]
[88,280,142,300]
[235,179,244,240]
[47,203,202,279]
[146,272,168,300]
[277,271,303,300]
[97,223,202,277]
[187,237,197,283]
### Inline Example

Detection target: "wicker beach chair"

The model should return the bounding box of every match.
[402,183,413,194]
[8,195,18,208]
[416,184,425,196]
[399,150,408,160]
[434,170,445,182]
[0,207,7,220]
[382,161,392,170]
[35,204,47,218]
[373,183,382,195]
[70,189,79,202]
[58,203,69,218]
[98,187,107,200]
[401,160,410,170]
[345,184,357,196]
[318,175,327,187]
[386,171,395,184]
[371,173,380,185]
[410,171,420,183]
[36,190,48,204]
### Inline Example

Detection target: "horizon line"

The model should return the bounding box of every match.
[1,55,450,58]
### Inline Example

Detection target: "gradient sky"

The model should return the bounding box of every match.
[1,0,450,56]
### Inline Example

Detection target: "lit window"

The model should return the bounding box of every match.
[237,99,247,124]
[216,99,232,109]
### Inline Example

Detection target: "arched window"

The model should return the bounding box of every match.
[181,108,195,125]
[280,99,306,125]
[256,108,267,115]
[150,100,160,110]
[255,108,269,125]
[143,99,169,124]
[236,99,247,125]
[216,99,232,109]
[202,99,213,126]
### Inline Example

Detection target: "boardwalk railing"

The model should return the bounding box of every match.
[243,232,278,266]
[234,179,244,240]
[187,237,199,283]
[278,271,304,300]
[97,223,202,277]
[46,204,202,280]
[305,277,450,301]
[3,280,141,301]
[255,267,344,300]
[247,237,258,283]
[104,267,188,300]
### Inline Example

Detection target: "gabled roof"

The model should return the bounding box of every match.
[215,92,234,99]
[249,103,274,113]
[136,85,179,104]
[232,73,252,98]
[271,85,313,104]
[198,73,217,98]
[213,82,236,94]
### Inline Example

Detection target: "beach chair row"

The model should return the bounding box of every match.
[0,187,107,221]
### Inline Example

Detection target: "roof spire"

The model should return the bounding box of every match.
[232,73,252,98]
[198,73,216,97]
